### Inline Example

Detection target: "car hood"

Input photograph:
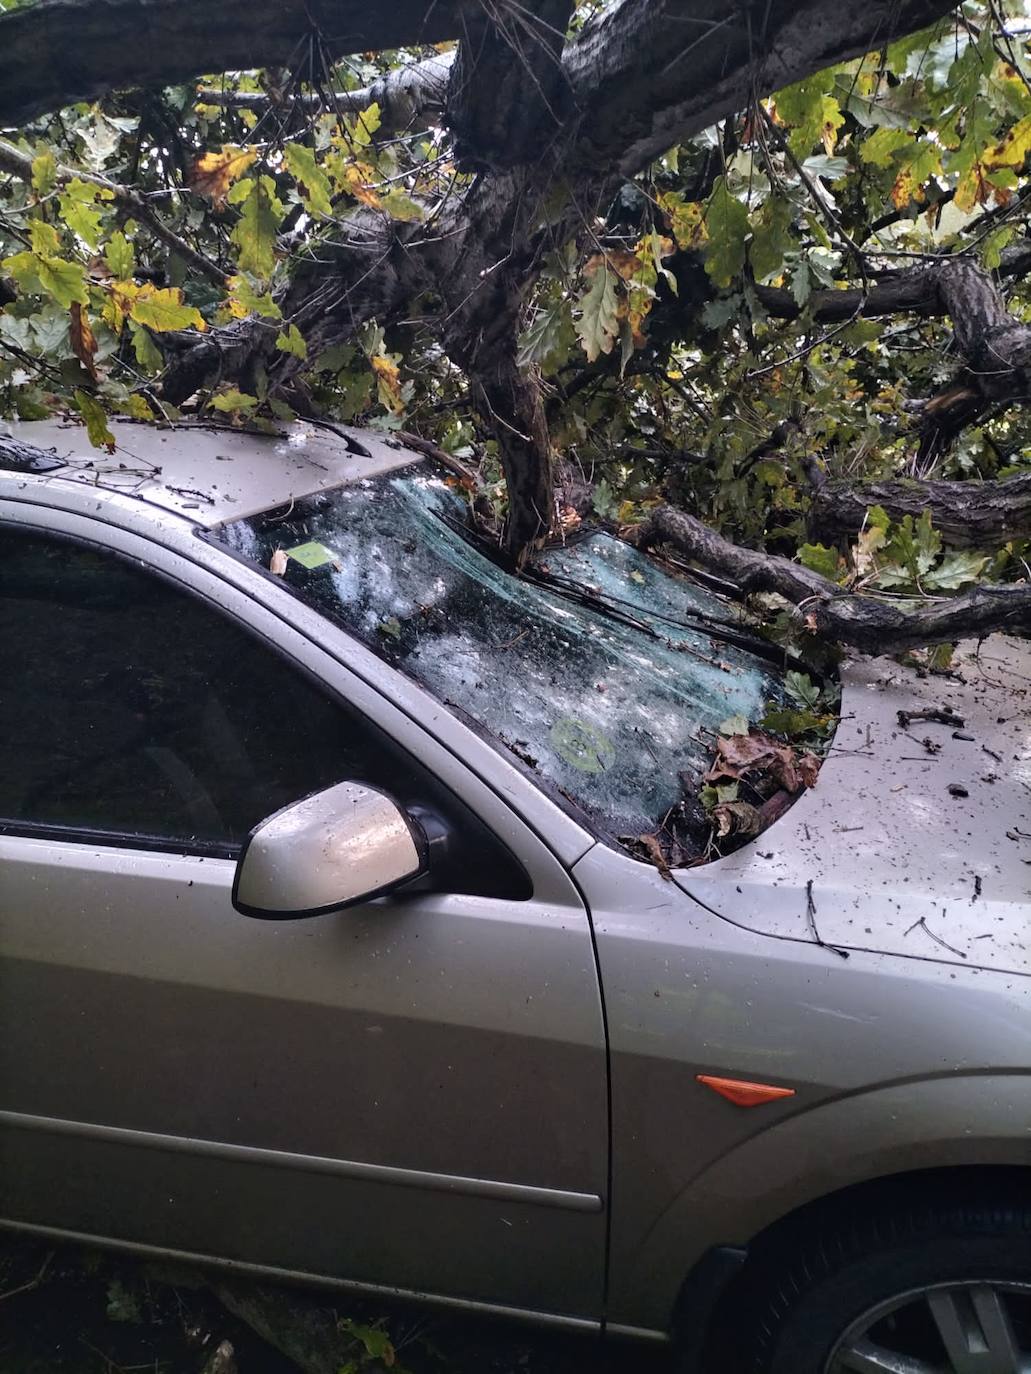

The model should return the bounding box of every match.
[675,636,1031,975]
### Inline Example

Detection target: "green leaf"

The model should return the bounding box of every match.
[351,102,382,148]
[719,713,750,736]
[228,273,281,319]
[283,143,333,217]
[276,323,308,358]
[31,151,57,196]
[776,76,842,157]
[923,549,990,590]
[59,178,112,250]
[575,266,619,363]
[105,230,134,279]
[380,189,424,222]
[784,670,821,710]
[704,177,749,288]
[749,195,795,282]
[130,322,164,371]
[517,300,572,368]
[762,706,829,738]
[859,127,911,168]
[797,542,841,580]
[74,388,116,452]
[230,175,283,279]
[211,387,259,415]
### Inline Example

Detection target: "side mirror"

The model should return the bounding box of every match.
[232,781,427,919]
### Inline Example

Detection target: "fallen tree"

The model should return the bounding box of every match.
[1,0,1029,651]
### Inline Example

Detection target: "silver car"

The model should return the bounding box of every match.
[2,419,1030,1374]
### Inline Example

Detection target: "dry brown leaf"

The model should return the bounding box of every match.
[69,301,98,381]
[269,548,288,576]
[798,752,822,788]
[705,728,805,793]
[636,832,672,879]
[712,801,763,838]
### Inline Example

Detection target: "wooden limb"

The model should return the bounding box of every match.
[196,51,453,129]
[0,0,462,128]
[447,0,574,172]
[809,472,1031,549]
[631,504,1031,654]
[469,350,554,562]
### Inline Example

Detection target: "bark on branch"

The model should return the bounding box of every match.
[0,0,462,129]
[631,504,1031,654]
[809,471,1031,549]
[196,52,454,129]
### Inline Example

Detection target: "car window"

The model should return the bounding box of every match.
[210,462,787,858]
[0,526,528,898]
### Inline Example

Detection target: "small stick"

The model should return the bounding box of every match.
[913,915,967,959]
[805,880,850,960]
[0,1249,54,1301]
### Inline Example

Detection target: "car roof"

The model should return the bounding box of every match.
[0,417,420,527]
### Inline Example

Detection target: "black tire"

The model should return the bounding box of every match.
[746,1191,1031,1374]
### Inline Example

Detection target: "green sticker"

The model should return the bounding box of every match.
[550,717,616,774]
[286,540,339,569]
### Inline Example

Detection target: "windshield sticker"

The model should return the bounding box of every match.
[285,540,340,570]
[551,717,616,774]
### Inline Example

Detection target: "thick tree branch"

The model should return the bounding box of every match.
[562,0,958,178]
[447,0,574,172]
[196,52,454,129]
[809,471,1031,549]
[631,504,1031,654]
[0,0,464,129]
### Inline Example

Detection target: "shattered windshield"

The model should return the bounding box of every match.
[210,463,786,857]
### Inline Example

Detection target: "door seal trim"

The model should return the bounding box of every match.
[0,1109,603,1213]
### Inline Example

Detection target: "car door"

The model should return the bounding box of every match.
[0,510,608,1321]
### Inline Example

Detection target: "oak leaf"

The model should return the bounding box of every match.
[191,146,258,204]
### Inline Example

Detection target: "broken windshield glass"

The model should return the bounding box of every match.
[210,463,786,856]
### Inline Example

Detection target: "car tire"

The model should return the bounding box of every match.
[745,1191,1031,1374]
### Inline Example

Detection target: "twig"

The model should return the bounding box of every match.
[805,879,850,959]
[0,1249,54,1301]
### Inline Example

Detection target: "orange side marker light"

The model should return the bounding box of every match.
[696,1074,796,1108]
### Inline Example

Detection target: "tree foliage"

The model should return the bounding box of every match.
[1,0,1030,647]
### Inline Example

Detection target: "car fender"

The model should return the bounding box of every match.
[615,1072,1031,1333]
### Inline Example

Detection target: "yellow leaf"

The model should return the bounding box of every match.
[891,169,916,209]
[340,162,382,210]
[371,353,403,412]
[984,115,1031,170]
[129,284,207,332]
[190,146,258,204]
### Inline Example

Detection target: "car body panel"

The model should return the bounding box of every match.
[0,499,609,1318]
[3,416,411,524]
[677,639,1031,974]
[575,841,1031,1332]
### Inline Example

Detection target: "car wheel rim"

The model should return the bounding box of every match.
[826,1281,1031,1374]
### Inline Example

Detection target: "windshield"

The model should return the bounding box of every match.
[210,463,786,857]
